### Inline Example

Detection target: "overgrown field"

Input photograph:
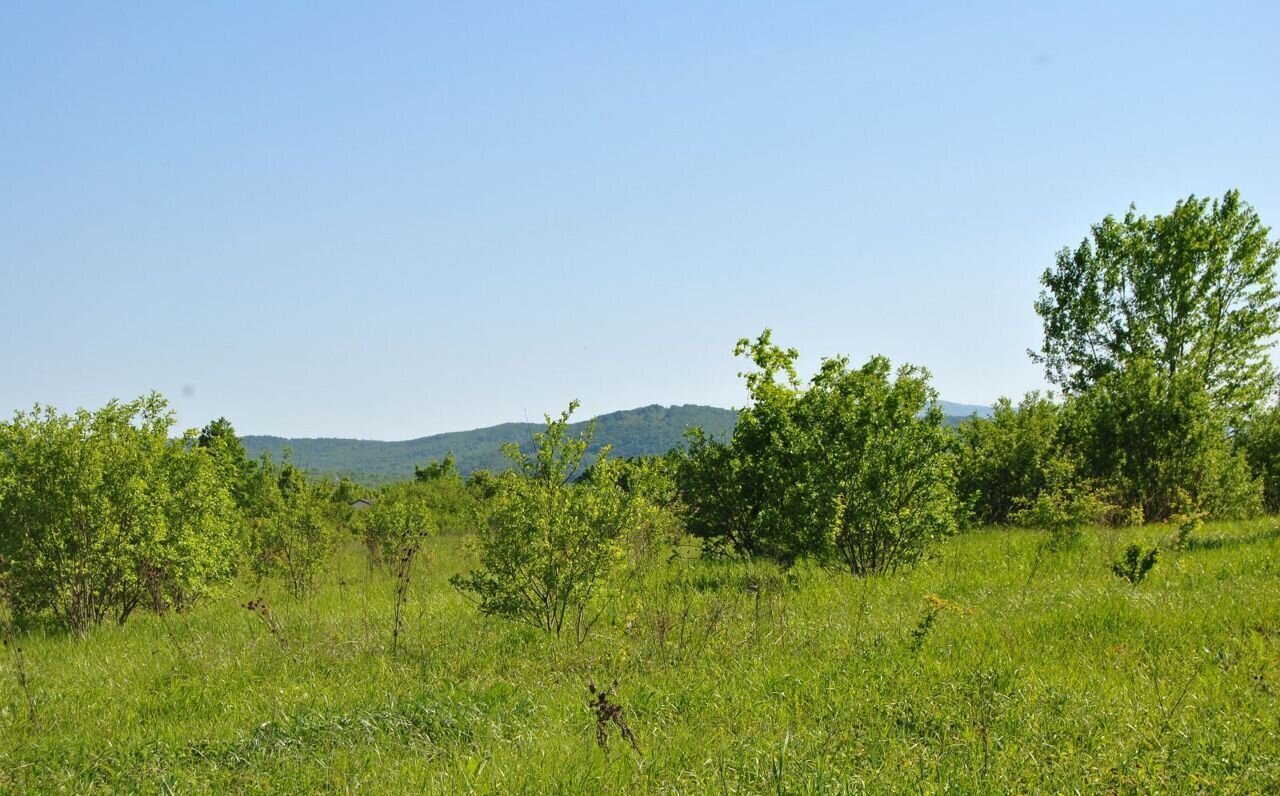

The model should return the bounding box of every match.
[2,521,1278,794]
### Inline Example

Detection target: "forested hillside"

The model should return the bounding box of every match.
[241,404,739,480]
[242,401,990,482]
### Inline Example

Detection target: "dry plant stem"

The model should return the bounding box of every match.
[391,544,419,653]
[2,634,37,727]
[588,679,640,754]
[243,597,288,650]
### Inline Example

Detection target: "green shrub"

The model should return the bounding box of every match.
[1237,400,1280,513]
[677,330,957,574]
[0,395,238,631]
[584,454,685,564]
[797,354,957,574]
[1112,544,1159,585]
[452,402,638,640]
[676,330,810,562]
[245,456,339,596]
[954,393,1063,526]
[1062,362,1262,522]
[363,483,437,651]
[1011,458,1110,549]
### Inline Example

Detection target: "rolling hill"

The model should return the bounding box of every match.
[242,401,991,483]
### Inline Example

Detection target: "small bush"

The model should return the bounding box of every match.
[1172,508,1206,551]
[452,402,638,640]
[1011,459,1109,550]
[361,484,437,651]
[676,331,957,574]
[245,457,339,596]
[1112,544,1158,585]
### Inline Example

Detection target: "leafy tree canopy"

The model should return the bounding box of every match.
[1033,190,1279,416]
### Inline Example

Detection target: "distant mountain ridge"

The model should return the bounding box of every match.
[242,401,991,483]
[241,404,738,482]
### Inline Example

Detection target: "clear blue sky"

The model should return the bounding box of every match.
[3,2,1277,439]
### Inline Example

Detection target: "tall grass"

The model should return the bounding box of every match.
[0,522,1277,793]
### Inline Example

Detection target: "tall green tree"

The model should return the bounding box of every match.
[1033,190,1279,417]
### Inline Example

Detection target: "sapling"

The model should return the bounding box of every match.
[1112,544,1158,585]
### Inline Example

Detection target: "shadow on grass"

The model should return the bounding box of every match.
[1183,524,1280,552]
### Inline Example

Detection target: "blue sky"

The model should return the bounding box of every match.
[3,2,1277,439]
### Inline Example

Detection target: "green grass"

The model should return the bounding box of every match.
[2,521,1278,793]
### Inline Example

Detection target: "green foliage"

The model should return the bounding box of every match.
[354,470,472,566]
[1236,399,1280,513]
[799,354,958,575]
[410,455,476,536]
[584,454,686,564]
[0,395,238,631]
[679,331,957,574]
[245,456,340,596]
[954,393,1064,526]
[1172,508,1206,550]
[414,452,459,483]
[241,404,740,481]
[1034,190,1280,418]
[451,402,638,639]
[677,331,811,562]
[1062,361,1261,522]
[676,428,755,557]
[465,468,500,501]
[1112,543,1159,585]
[1010,458,1110,550]
[362,483,438,566]
[197,417,253,508]
[1029,191,1277,526]
[362,483,437,651]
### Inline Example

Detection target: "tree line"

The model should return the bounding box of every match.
[1,189,1277,636]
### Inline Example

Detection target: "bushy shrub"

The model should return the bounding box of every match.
[1010,458,1110,549]
[452,403,638,640]
[0,395,238,631]
[410,454,476,535]
[1237,400,1280,513]
[1062,361,1262,522]
[361,483,438,568]
[954,393,1063,526]
[583,454,685,563]
[245,456,340,596]
[796,355,957,574]
[677,330,957,574]
[362,483,436,651]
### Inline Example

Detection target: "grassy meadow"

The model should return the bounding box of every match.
[1,520,1277,794]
